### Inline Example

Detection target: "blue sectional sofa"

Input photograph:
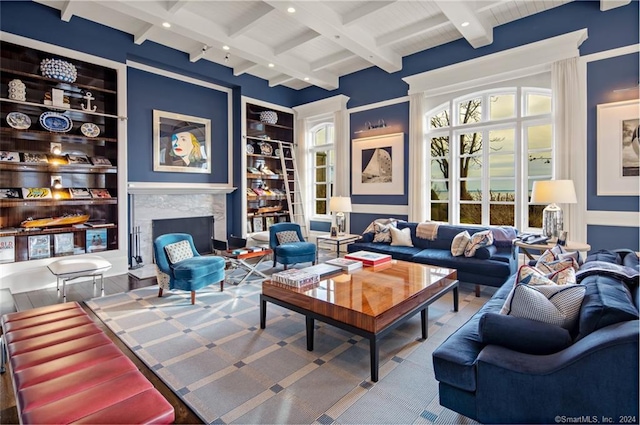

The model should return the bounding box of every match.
[347,222,519,290]
[432,249,639,424]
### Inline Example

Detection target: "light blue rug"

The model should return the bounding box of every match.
[86,279,484,424]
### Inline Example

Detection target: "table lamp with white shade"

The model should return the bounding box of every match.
[530,179,577,241]
[329,196,352,235]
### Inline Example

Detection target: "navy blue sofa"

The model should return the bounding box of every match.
[432,250,640,424]
[347,222,518,290]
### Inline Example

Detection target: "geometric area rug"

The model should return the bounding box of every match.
[85,281,486,425]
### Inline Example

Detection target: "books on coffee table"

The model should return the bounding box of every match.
[344,251,392,266]
[325,257,363,272]
[302,263,342,278]
[271,269,320,288]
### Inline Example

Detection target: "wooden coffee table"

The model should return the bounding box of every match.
[260,260,458,382]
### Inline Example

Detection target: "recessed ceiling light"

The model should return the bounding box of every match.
[222,45,230,51]
[162,22,171,28]
[304,77,309,81]
[461,21,470,27]
[287,7,296,13]
[268,63,275,68]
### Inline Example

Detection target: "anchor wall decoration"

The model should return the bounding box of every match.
[81,91,97,112]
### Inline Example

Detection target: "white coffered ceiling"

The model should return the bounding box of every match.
[35,0,629,91]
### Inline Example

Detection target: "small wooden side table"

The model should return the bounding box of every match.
[316,233,361,258]
[514,240,591,261]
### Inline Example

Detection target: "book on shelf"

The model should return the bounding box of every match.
[89,188,112,199]
[0,188,22,199]
[69,188,92,199]
[22,188,52,199]
[0,151,20,162]
[301,263,342,279]
[22,153,48,163]
[67,154,90,165]
[85,221,113,228]
[0,236,16,263]
[271,269,320,287]
[325,257,364,272]
[344,250,392,266]
[86,228,107,252]
[90,156,112,166]
[28,235,50,260]
[53,232,75,256]
[0,227,19,234]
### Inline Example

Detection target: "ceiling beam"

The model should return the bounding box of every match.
[265,0,402,73]
[274,30,320,55]
[233,61,261,76]
[434,0,493,48]
[376,14,450,47]
[189,45,210,63]
[227,3,276,38]
[166,0,188,14]
[269,74,295,87]
[97,0,339,89]
[311,50,354,72]
[342,1,396,26]
[60,0,75,22]
[133,23,155,45]
[600,0,631,11]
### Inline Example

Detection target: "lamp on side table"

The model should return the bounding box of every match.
[330,196,352,236]
[531,180,577,242]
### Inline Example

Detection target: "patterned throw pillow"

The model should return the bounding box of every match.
[276,230,300,244]
[537,257,579,273]
[464,230,494,257]
[516,265,576,286]
[538,246,583,267]
[500,283,586,329]
[451,231,471,257]
[373,222,393,243]
[390,226,413,247]
[164,240,194,264]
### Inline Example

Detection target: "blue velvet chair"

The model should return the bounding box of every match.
[153,233,226,304]
[269,223,316,269]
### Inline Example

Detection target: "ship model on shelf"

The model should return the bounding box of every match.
[20,213,90,228]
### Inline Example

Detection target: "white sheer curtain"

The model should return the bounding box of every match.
[552,57,585,242]
[408,92,427,222]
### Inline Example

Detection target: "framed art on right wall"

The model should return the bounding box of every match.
[597,99,640,196]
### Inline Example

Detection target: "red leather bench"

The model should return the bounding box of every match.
[1,302,175,424]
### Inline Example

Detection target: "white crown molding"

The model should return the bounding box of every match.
[582,43,639,63]
[348,96,409,114]
[403,29,588,96]
[586,210,640,227]
[128,182,236,195]
[241,96,294,114]
[293,94,350,118]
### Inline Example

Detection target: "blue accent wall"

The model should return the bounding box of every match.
[127,68,230,183]
[351,214,408,235]
[587,225,640,252]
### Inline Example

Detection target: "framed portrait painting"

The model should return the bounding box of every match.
[153,110,211,174]
[596,99,640,196]
[352,132,404,195]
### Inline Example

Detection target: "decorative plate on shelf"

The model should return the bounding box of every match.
[6,112,31,130]
[274,149,280,157]
[80,123,100,138]
[259,142,273,156]
[246,143,254,154]
[39,112,72,133]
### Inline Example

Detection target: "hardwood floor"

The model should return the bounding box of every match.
[0,273,203,425]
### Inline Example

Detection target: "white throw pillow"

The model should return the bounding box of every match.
[276,230,300,244]
[500,283,586,329]
[464,230,494,257]
[451,231,471,257]
[390,226,413,247]
[164,240,194,264]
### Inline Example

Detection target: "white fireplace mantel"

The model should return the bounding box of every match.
[127,182,236,195]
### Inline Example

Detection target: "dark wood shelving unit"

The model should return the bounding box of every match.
[0,40,120,263]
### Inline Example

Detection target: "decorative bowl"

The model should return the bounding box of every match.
[259,110,278,125]
[39,112,73,133]
[40,58,78,83]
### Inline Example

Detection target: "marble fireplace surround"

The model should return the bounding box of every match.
[128,183,235,269]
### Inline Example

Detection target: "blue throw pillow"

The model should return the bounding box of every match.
[478,312,572,355]
[475,245,498,260]
[585,249,621,264]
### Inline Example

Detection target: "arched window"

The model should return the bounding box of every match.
[426,87,553,229]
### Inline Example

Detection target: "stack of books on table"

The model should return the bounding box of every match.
[344,251,392,267]
[301,263,342,278]
[325,257,363,272]
[271,268,320,288]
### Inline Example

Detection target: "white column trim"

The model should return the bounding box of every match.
[352,204,409,215]
[586,211,640,227]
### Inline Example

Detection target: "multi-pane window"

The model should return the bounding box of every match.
[426,87,553,230]
[309,122,334,217]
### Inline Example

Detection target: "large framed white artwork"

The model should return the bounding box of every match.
[597,99,639,196]
[352,132,404,195]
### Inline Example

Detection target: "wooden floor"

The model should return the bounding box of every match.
[0,273,203,424]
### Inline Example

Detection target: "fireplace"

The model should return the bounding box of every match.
[152,216,214,255]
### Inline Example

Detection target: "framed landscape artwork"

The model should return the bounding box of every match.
[597,99,640,196]
[153,110,211,174]
[352,132,404,195]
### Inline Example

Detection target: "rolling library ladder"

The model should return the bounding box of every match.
[277,141,308,239]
